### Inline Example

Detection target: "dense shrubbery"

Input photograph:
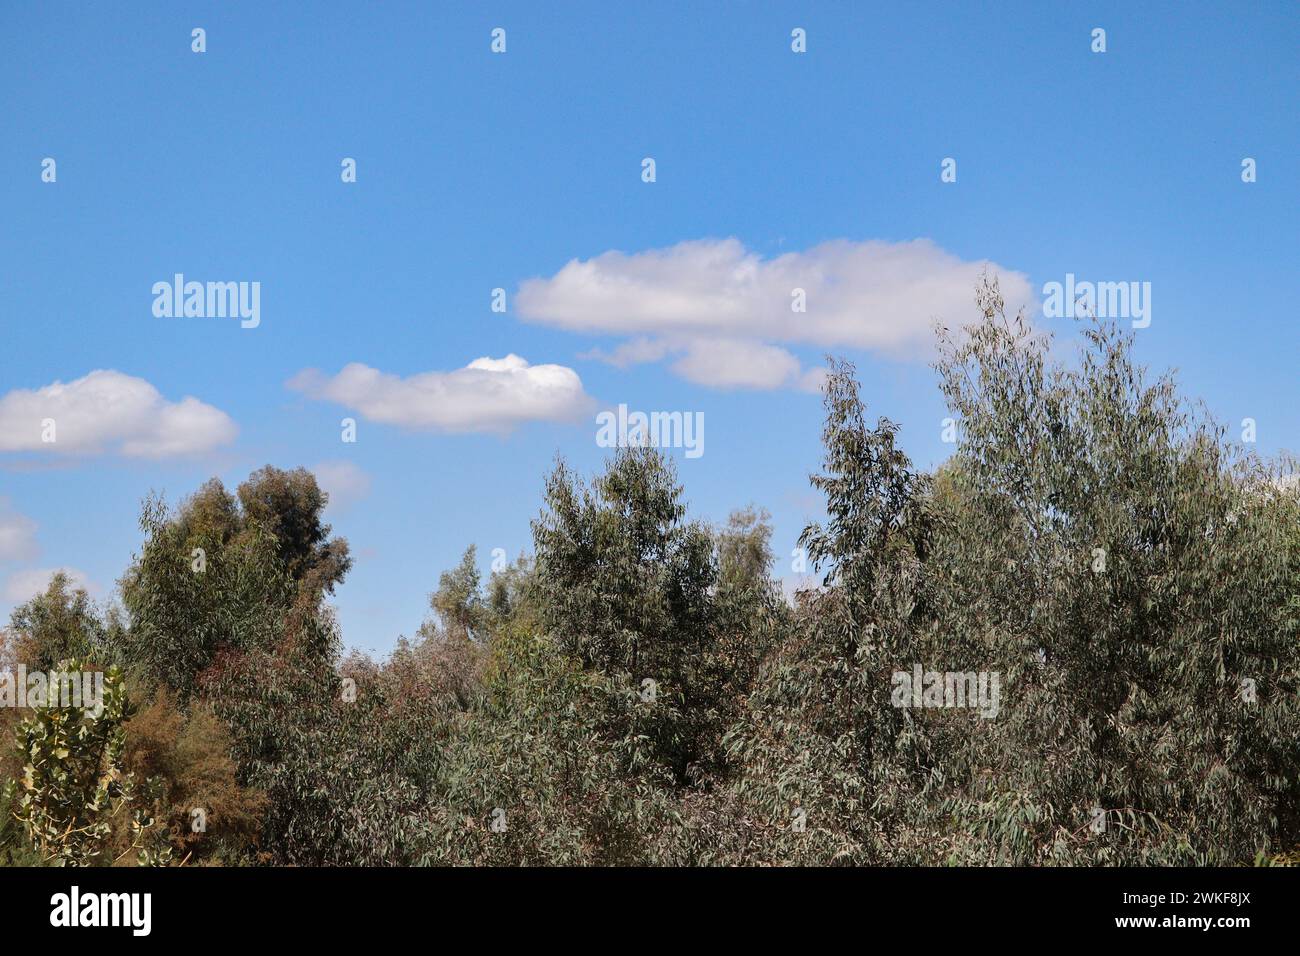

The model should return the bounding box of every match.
[2,281,1296,866]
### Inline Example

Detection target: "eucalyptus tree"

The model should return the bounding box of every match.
[927,277,1300,864]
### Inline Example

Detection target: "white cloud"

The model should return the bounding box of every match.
[311,460,372,513]
[517,237,1034,389]
[2,567,98,604]
[0,370,237,458]
[670,339,803,390]
[287,354,594,434]
[0,501,38,563]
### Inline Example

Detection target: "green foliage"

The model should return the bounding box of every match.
[0,788,46,866]
[531,447,772,784]
[721,277,1299,866]
[236,466,353,600]
[920,277,1300,864]
[118,490,294,701]
[426,624,681,865]
[198,605,350,864]
[722,360,934,864]
[118,467,350,701]
[424,545,486,642]
[7,573,113,673]
[8,660,169,866]
[1,283,1293,867]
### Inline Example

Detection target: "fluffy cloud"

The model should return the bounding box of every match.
[2,567,97,604]
[0,500,38,562]
[311,460,372,513]
[517,237,1034,389]
[0,370,237,458]
[287,355,594,434]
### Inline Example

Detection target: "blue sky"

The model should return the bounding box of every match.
[1,1,1296,655]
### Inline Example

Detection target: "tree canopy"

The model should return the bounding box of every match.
[2,286,1296,867]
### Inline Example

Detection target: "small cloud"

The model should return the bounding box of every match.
[312,460,372,513]
[2,567,98,604]
[0,500,39,563]
[0,370,237,458]
[287,354,594,434]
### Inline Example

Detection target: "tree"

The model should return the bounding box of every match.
[114,467,356,863]
[723,277,1299,866]
[118,466,350,701]
[6,573,111,673]
[723,358,934,864]
[923,276,1300,864]
[531,448,725,783]
[424,546,485,642]
[2,280,1293,868]
[426,621,680,865]
[716,506,774,593]
[237,466,352,600]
